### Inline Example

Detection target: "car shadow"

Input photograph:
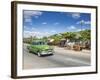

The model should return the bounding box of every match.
[29,52,54,57]
[40,54,54,57]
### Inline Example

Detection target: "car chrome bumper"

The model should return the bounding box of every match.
[41,51,53,55]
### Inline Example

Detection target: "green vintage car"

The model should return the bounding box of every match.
[27,40,54,56]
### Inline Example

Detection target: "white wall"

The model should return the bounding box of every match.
[0,0,99,80]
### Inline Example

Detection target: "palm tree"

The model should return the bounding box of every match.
[61,32,76,41]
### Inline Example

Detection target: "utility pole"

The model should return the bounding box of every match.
[30,36,33,44]
[80,20,84,31]
[80,20,84,47]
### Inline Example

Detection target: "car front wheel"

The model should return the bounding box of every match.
[37,52,41,57]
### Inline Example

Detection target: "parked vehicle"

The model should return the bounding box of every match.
[27,40,54,56]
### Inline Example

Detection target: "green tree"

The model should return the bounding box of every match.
[61,32,76,41]
[42,36,48,42]
[49,34,62,45]
[79,30,91,41]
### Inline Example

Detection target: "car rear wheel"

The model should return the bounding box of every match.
[37,52,41,57]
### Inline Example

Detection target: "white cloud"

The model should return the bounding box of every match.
[24,29,52,38]
[54,22,59,25]
[24,26,29,30]
[76,28,85,31]
[24,11,43,23]
[24,26,36,31]
[24,31,33,38]
[24,11,43,17]
[76,29,81,31]
[84,21,91,24]
[34,16,39,18]
[67,25,76,30]
[42,22,47,25]
[31,27,36,31]
[70,26,76,29]
[24,30,41,38]
[66,25,85,32]
[66,25,87,32]
[24,18,32,23]
[76,20,91,25]
[72,13,80,19]
[51,30,56,33]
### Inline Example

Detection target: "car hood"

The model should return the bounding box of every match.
[31,45,53,50]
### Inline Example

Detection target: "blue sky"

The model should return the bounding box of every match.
[23,10,91,38]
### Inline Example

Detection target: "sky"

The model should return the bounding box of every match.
[23,10,91,38]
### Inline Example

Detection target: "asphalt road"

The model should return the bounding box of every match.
[23,44,91,69]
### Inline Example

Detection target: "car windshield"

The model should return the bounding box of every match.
[32,42,47,45]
